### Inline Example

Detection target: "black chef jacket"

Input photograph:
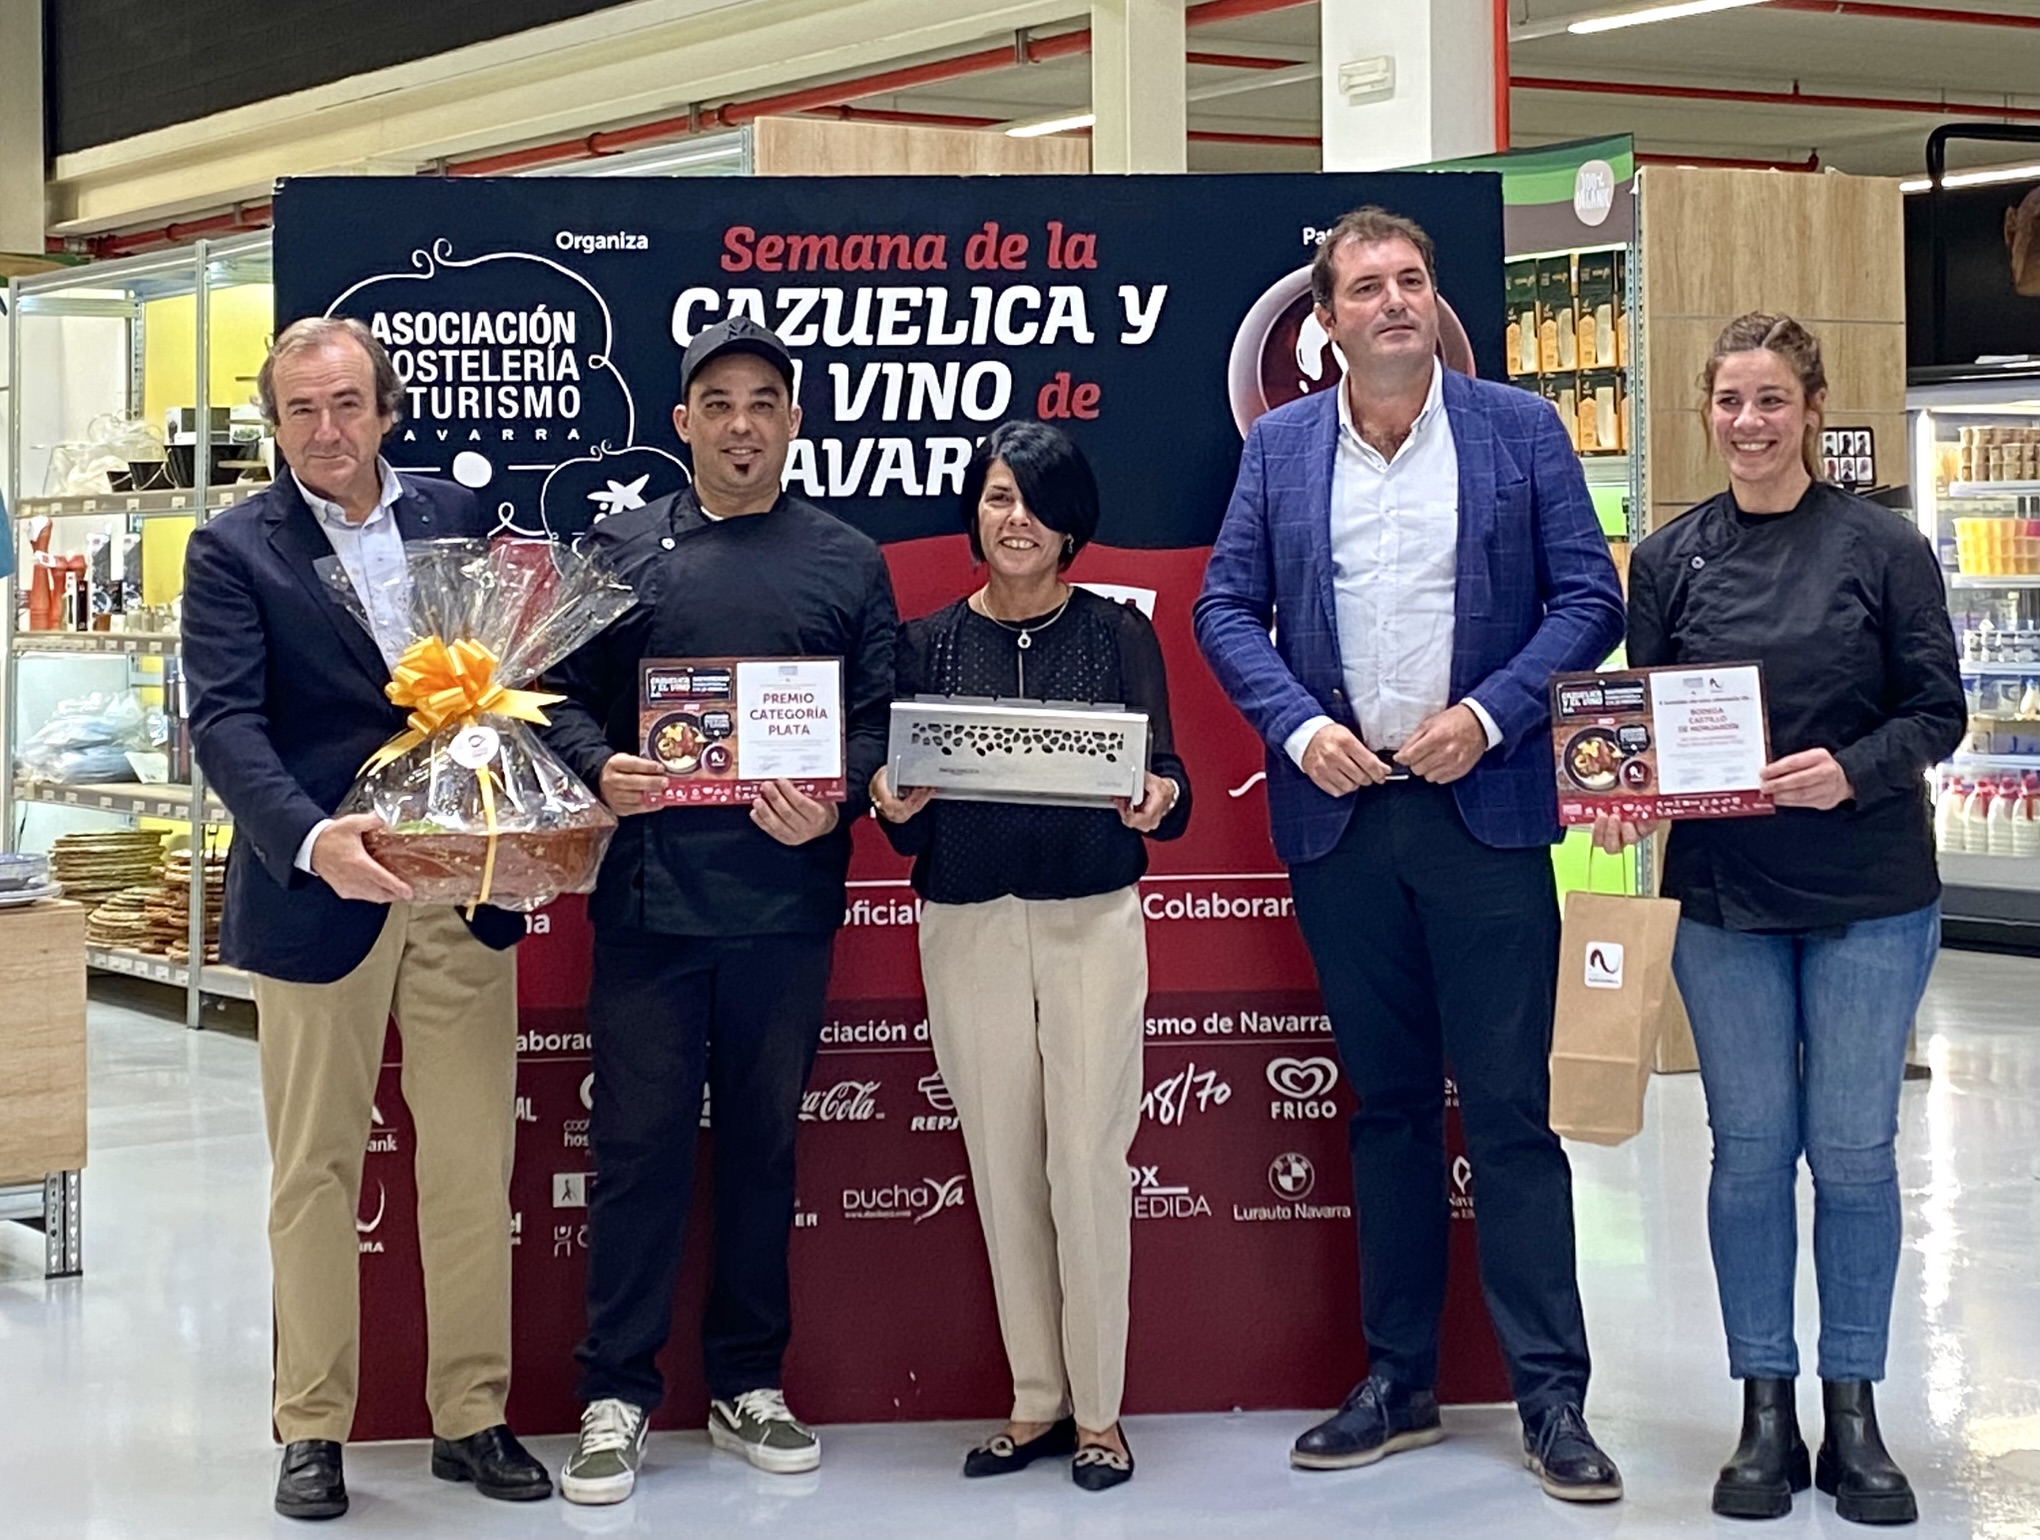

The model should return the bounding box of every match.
[542,488,898,936]
[1627,482,1965,932]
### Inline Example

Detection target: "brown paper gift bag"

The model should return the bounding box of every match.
[1548,890,1684,1146]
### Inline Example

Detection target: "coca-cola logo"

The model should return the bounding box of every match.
[801,1080,883,1122]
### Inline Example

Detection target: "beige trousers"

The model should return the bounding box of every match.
[919,886,1146,1430]
[253,903,519,1443]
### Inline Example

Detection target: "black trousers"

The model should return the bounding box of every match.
[574,928,833,1412]
[1288,779,1590,1417]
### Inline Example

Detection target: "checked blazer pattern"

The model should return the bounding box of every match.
[1194,369,1624,865]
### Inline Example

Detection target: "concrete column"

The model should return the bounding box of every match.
[0,0,44,253]
[1320,0,1498,172]
[1091,0,1186,174]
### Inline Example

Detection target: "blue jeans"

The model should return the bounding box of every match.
[1670,903,1940,1383]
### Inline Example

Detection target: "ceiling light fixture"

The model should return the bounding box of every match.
[1568,0,1768,35]
[1005,110,1097,138]
[1899,162,2040,193]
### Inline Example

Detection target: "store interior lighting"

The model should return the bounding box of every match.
[1899,163,2040,194]
[1566,0,1768,35]
[1005,111,1098,139]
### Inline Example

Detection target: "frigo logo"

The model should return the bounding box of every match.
[1266,1055,1339,1120]
[841,1175,969,1225]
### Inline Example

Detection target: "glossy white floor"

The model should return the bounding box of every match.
[2,951,2036,1540]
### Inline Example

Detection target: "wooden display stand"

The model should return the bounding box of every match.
[0,899,88,1276]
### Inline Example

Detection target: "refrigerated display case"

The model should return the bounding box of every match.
[1908,363,2040,951]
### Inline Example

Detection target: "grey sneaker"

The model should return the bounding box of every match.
[560,1398,649,1505]
[708,1389,821,1473]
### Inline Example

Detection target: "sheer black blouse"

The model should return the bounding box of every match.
[882,587,1191,904]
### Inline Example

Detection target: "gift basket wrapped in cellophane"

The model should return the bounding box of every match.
[316,537,632,911]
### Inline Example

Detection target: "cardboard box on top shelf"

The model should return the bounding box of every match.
[1612,249,1630,369]
[1577,252,1620,370]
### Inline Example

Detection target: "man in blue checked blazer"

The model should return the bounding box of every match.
[1196,207,1625,1504]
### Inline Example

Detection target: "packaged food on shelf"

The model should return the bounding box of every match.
[1576,252,1619,369]
[318,538,633,911]
[1537,256,1575,373]
[1505,260,1539,377]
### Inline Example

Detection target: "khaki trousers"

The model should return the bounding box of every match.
[919,886,1146,1430]
[253,903,519,1443]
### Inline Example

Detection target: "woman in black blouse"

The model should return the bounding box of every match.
[871,420,1190,1491]
[1598,315,1963,1526]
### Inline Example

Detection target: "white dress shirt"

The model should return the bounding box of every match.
[1283,361,1501,770]
[292,460,410,873]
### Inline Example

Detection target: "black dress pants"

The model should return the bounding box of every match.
[574,928,833,1412]
[1288,779,1590,1417]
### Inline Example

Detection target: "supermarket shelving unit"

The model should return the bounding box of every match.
[4,234,272,1025]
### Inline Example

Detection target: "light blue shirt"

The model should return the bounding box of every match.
[291,460,409,874]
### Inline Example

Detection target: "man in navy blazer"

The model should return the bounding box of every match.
[1196,209,1626,1502]
[184,317,547,1519]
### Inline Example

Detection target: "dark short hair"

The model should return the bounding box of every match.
[959,421,1100,567]
[258,316,404,425]
[1310,206,1438,310]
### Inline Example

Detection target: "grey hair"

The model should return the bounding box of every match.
[256,316,404,426]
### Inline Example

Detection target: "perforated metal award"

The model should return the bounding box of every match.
[888,697,1149,807]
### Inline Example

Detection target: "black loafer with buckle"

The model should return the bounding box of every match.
[962,1416,1077,1478]
[1072,1430,1135,1492]
[430,1423,554,1502]
[275,1439,348,1521]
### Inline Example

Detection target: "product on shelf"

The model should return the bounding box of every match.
[142,850,224,962]
[1953,516,2040,576]
[1956,425,2040,485]
[1576,252,1619,370]
[1537,256,1575,373]
[1505,261,1539,377]
[86,886,156,947]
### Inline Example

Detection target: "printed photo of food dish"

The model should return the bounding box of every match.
[1563,727,1626,793]
[649,711,708,775]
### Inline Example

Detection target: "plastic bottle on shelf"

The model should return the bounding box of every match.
[1937,777,1970,854]
[1988,778,2018,856]
[1964,779,1995,853]
[2014,778,2040,860]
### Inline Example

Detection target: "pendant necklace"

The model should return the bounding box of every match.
[979,589,1071,698]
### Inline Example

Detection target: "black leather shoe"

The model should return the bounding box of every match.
[1290,1376,1443,1470]
[430,1424,554,1502]
[962,1416,1077,1477]
[275,1439,347,1521]
[1815,1381,1917,1525]
[1072,1429,1134,1492]
[1523,1404,1623,1502]
[1714,1377,1812,1519]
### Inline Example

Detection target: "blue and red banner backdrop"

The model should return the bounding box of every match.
[273,172,1516,1439]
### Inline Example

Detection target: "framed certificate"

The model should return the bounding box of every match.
[640,657,846,807]
[1551,663,1773,825]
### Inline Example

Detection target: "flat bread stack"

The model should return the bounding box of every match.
[51,830,167,909]
[86,885,157,948]
[147,851,225,963]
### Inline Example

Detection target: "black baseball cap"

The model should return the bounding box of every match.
[679,315,795,398]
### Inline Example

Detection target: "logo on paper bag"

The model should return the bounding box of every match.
[1585,942,1626,990]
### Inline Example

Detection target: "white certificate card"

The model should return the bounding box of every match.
[735,659,845,782]
[1647,665,1768,796]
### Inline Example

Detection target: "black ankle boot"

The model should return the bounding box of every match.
[1815,1380,1917,1525]
[1712,1378,1811,1519]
